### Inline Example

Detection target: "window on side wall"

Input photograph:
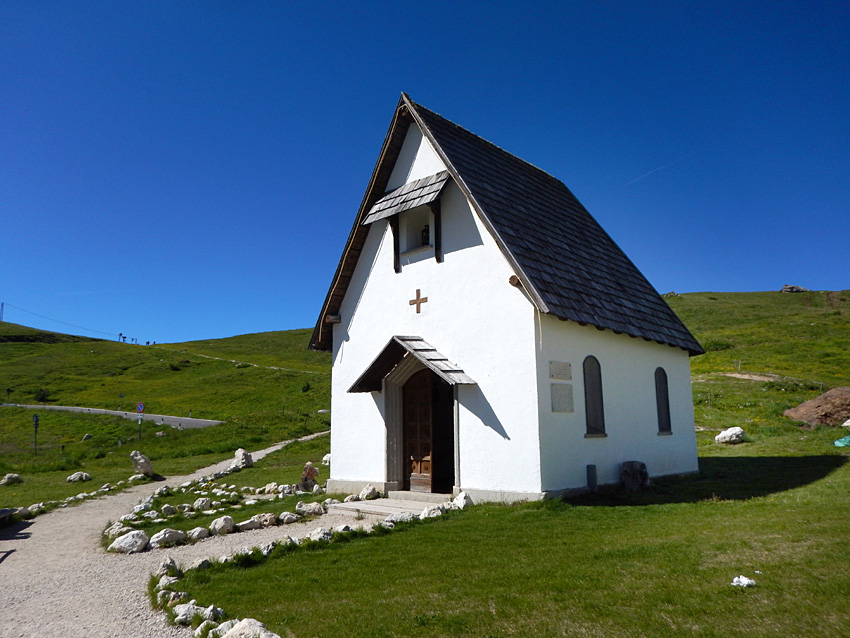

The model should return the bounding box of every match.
[583,355,605,437]
[655,367,672,434]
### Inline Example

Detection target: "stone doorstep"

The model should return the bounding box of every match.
[328,498,442,517]
[387,490,453,504]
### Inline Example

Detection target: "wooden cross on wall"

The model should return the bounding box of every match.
[409,289,428,313]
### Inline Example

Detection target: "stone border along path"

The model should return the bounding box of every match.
[0,430,386,638]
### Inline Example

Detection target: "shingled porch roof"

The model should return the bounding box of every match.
[309,93,703,356]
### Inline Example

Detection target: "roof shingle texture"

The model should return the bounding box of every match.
[412,101,703,355]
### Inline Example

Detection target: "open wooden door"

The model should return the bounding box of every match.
[402,369,454,493]
[403,369,433,492]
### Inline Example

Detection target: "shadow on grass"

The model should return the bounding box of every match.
[565,455,847,506]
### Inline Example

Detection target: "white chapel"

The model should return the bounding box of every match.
[310,94,704,503]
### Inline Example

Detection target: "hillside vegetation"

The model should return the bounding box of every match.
[0,322,331,505]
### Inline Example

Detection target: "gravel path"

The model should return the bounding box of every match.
[0,433,382,638]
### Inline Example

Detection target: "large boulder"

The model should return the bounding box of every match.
[715,426,746,444]
[66,471,91,483]
[209,515,234,536]
[230,448,253,471]
[108,530,150,554]
[783,386,850,427]
[149,528,188,549]
[1,473,23,486]
[130,450,154,477]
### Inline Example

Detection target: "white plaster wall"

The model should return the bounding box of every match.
[535,315,699,490]
[386,126,446,191]
[330,126,542,494]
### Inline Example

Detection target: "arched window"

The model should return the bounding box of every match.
[583,356,605,436]
[655,367,671,434]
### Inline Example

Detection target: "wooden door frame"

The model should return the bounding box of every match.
[383,356,459,494]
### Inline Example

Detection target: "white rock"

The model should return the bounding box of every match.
[731,575,757,587]
[66,471,91,483]
[142,510,160,520]
[253,513,277,527]
[321,453,331,465]
[210,515,235,536]
[189,557,212,571]
[323,498,340,507]
[128,473,147,482]
[359,484,380,500]
[385,511,415,525]
[343,494,361,503]
[262,481,278,494]
[237,518,262,532]
[193,497,212,511]
[231,448,253,470]
[715,426,746,444]
[161,504,177,516]
[104,521,132,540]
[108,530,149,554]
[1,473,23,486]
[334,524,352,533]
[209,620,239,637]
[278,511,301,525]
[173,601,205,626]
[220,617,280,638]
[420,504,445,519]
[155,555,181,577]
[307,527,333,542]
[155,575,180,591]
[295,501,324,516]
[842,418,850,428]
[150,528,188,549]
[130,450,154,476]
[312,484,324,495]
[194,620,219,638]
[188,526,210,541]
[28,502,45,514]
[453,491,473,509]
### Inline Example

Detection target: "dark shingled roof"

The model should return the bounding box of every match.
[309,94,703,356]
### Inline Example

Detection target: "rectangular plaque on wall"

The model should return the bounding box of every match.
[551,383,574,413]
[549,361,572,380]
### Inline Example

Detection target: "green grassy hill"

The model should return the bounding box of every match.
[0,322,331,504]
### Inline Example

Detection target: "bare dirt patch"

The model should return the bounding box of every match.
[717,372,779,382]
[783,386,850,427]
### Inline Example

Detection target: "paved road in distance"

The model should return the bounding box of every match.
[1,403,223,429]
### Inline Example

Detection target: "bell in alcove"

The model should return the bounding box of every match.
[421,224,430,246]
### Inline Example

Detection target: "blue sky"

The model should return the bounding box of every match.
[2,1,848,343]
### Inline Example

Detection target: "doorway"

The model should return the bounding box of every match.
[402,369,454,493]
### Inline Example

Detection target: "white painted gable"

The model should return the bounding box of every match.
[386,125,446,191]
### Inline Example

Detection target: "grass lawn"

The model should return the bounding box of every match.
[175,425,850,637]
